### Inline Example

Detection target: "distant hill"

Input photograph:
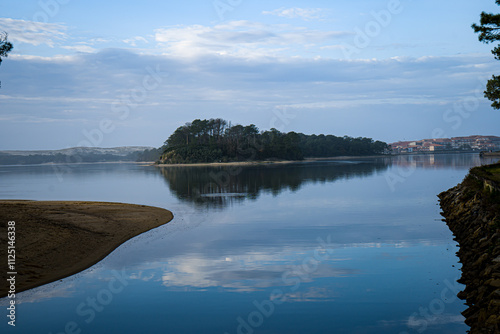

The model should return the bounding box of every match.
[0,146,155,165]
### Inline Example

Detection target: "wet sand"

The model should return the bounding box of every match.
[0,200,173,297]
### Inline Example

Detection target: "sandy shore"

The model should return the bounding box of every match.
[0,200,173,297]
[155,155,387,167]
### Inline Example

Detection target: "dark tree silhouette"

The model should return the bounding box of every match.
[0,32,13,88]
[0,32,13,64]
[160,118,388,164]
[472,1,500,109]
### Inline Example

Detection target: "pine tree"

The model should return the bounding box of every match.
[0,32,13,88]
[472,0,500,109]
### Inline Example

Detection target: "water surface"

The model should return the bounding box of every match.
[1,154,496,333]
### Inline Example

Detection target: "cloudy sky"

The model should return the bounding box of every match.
[1,0,500,150]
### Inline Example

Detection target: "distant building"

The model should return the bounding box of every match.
[389,135,500,153]
[429,144,445,151]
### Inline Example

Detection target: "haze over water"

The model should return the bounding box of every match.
[0,153,497,333]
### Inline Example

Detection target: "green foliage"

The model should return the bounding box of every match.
[485,75,500,109]
[0,32,13,64]
[160,118,389,164]
[466,164,500,215]
[0,31,13,88]
[134,147,164,162]
[472,1,500,109]
[472,162,500,183]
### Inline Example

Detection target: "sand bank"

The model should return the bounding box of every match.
[0,200,173,297]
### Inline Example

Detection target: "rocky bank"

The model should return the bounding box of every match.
[439,163,500,333]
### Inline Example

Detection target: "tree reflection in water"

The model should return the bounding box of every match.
[158,159,391,208]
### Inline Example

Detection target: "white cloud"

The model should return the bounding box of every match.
[62,45,96,53]
[280,97,444,110]
[123,36,149,47]
[160,252,352,291]
[154,20,350,58]
[0,17,66,47]
[406,314,465,329]
[262,7,328,21]
[8,53,75,62]
[88,37,112,44]
[278,287,337,302]
[1,48,499,149]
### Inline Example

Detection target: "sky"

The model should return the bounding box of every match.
[1,0,500,150]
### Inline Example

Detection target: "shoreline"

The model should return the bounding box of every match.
[0,200,173,298]
[0,161,156,167]
[0,152,487,168]
[155,155,389,167]
[438,164,500,333]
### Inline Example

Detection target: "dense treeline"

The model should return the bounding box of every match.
[134,147,164,162]
[160,118,388,164]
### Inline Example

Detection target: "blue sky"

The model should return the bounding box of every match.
[1,0,500,149]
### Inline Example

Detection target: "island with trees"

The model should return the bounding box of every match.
[158,118,389,164]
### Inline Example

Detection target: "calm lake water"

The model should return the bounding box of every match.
[1,154,497,334]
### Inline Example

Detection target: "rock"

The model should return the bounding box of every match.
[485,314,499,327]
[487,279,500,288]
[474,253,489,267]
[439,166,500,333]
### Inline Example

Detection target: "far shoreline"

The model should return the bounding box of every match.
[155,155,392,167]
[0,151,488,168]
